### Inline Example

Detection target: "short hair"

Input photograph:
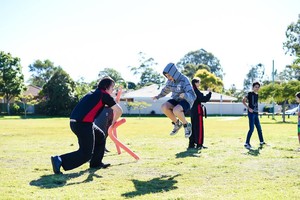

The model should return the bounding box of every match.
[252,82,261,88]
[296,92,300,99]
[191,77,201,87]
[97,76,115,90]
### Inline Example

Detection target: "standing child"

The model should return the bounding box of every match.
[153,63,196,138]
[296,92,300,151]
[242,82,266,149]
[189,77,212,149]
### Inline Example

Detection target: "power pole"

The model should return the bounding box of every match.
[272,60,275,120]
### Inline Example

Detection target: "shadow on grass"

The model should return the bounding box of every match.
[121,174,181,198]
[175,148,201,158]
[29,168,102,188]
[245,144,268,156]
[247,148,261,156]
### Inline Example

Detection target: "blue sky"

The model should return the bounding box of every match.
[0,0,299,89]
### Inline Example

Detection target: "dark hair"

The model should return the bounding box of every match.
[191,77,200,88]
[252,82,260,88]
[296,92,300,98]
[97,76,115,90]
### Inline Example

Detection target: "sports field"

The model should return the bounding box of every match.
[0,116,299,199]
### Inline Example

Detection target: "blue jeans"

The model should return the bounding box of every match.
[245,112,264,144]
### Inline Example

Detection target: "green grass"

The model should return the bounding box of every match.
[0,116,299,199]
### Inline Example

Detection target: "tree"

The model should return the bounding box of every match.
[15,94,38,118]
[283,14,300,58]
[128,52,164,88]
[181,63,211,79]
[28,59,57,87]
[139,68,165,87]
[126,101,151,118]
[260,80,300,122]
[127,82,137,90]
[176,48,223,79]
[124,101,133,114]
[40,67,77,116]
[224,84,244,102]
[283,14,300,80]
[98,68,126,87]
[75,77,94,100]
[243,63,266,91]
[194,69,224,93]
[278,64,300,81]
[0,51,26,115]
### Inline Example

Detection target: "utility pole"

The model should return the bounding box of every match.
[272,60,275,120]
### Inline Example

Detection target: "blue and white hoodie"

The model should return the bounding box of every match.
[155,63,196,108]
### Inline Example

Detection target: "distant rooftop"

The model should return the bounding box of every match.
[23,85,42,96]
[122,84,237,102]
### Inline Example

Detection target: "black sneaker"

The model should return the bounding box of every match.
[196,145,208,149]
[187,143,195,149]
[90,162,111,169]
[51,156,62,174]
[101,163,111,168]
[260,142,266,146]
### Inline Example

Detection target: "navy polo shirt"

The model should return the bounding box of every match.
[70,88,116,122]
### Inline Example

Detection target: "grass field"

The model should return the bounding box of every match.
[0,115,299,200]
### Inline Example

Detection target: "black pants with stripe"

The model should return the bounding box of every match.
[189,104,205,146]
[60,122,106,171]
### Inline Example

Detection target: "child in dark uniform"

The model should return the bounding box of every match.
[50,77,123,174]
[189,77,211,149]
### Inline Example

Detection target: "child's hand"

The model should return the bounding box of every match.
[152,96,158,101]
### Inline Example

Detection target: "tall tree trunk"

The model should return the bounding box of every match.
[5,96,10,115]
[282,100,287,123]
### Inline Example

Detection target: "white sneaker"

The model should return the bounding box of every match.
[244,143,252,149]
[170,121,183,135]
[184,123,192,138]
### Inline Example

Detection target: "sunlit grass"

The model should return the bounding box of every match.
[0,116,299,199]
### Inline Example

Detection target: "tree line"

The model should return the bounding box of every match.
[0,15,299,117]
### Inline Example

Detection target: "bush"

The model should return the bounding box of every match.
[150,110,156,115]
[263,106,274,113]
[10,103,24,115]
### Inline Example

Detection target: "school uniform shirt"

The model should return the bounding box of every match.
[247,92,259,113]
[70,88,116,123]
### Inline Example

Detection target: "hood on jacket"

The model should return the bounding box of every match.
[163,63,182,81]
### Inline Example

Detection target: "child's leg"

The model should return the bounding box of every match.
[161,101,177,123]
[245,113,255,144]
[173,105,188,124]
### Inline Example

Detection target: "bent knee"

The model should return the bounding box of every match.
[173,105,183,114]
[161,102,171,111]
